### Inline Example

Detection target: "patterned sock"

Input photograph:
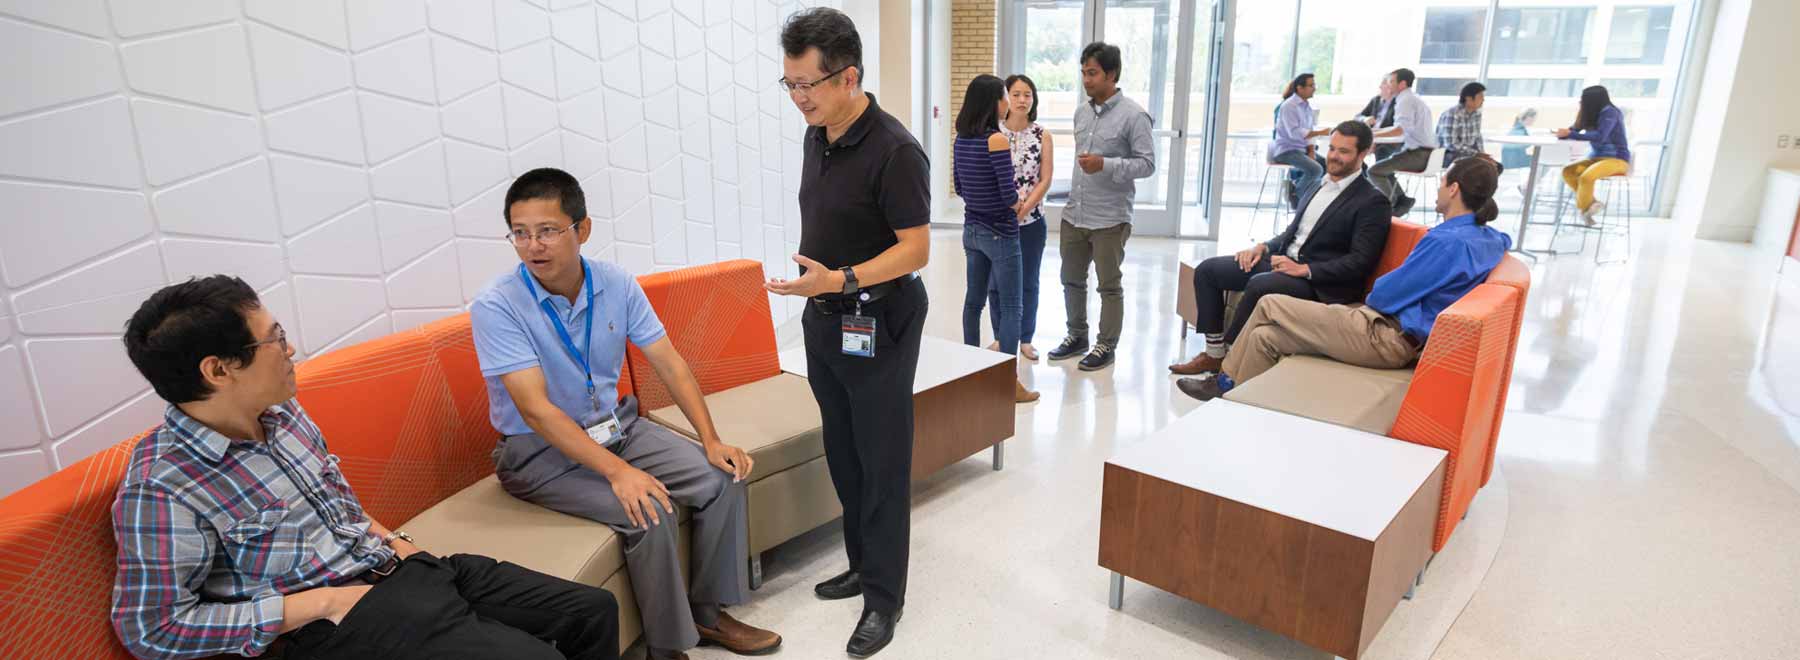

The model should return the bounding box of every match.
[1204,333,1227,358]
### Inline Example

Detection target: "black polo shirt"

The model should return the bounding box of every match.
[798,93,931,273]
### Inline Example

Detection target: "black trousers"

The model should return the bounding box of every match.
[1192,254,1318,344]
[800,276,927,616]
[278,553,619,660]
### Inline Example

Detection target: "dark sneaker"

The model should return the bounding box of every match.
[1078,344,1115,371]
[1048,336,1089,361]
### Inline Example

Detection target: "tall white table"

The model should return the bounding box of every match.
[1487,133,1587,257]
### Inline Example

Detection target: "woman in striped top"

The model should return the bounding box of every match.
[954,74,1038,403]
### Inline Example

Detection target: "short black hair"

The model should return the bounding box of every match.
[780,7,862,85]
[1080,42,1121,83]
[1390,68,1416,88]
[1330,119,1374,153]
[124,275,263,404]
[956,75,1007,138]
[1459,82,1486,107]
[504,167,587,226]
[1004,74,1039,122]
[1283,72,1315,99]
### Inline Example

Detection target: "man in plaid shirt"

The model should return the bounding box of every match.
[110,275,619,660]
[1436,82,1490,166]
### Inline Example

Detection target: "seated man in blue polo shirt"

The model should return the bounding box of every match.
[470,168,781,660]
[1177,156,1513,402]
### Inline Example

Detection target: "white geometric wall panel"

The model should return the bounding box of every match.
[0,0,834,497]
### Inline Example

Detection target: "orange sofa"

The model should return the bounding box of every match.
[1221,219,1532,551]
[0,259,819,659]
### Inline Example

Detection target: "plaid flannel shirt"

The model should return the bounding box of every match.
[110,400,392,660]
[1435,106,1484,162]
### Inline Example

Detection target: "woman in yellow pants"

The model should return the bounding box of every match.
[1556,85,1631,226]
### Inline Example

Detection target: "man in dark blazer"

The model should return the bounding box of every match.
[1357,80,1400,161]
[1172,120,1392,375]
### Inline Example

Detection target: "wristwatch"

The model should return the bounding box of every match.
[382,530,415,545]
[839,266,859,295]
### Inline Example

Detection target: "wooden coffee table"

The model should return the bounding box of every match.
[1100,400,1446,659]
[779,336,1016,478]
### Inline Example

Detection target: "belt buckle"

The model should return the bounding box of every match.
[363,556,399,584]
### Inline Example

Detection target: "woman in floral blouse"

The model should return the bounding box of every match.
[987,74,1053,360]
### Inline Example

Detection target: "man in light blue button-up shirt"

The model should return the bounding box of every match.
[470,168,782,659]
[1048,41,1156,372]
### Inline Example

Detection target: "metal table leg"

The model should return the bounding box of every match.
[992,441,1004,471]
[1108,572,1124,610]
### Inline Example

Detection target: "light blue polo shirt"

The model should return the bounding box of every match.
[470,257,667,437]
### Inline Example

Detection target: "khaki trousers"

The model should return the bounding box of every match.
[1222,294,1420,384]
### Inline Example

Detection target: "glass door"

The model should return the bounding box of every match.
[1000,0,1233,239]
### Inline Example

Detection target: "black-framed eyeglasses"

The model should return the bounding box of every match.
[246,325,289,352]
[776,65,851,95]
[504,219,584,247]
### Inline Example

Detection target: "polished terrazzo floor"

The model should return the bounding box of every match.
[683,211,1800,659]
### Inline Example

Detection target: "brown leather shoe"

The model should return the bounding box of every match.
[1168,352,1224,375]
[1015,378,1040,403]
[697,611,782,655]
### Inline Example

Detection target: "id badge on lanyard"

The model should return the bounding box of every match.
[841,301,876,358]
[518,262,604,413]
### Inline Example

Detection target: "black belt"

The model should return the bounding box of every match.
[1402,332,1423,351]
[357,554,401,585]
[810,273,916,315]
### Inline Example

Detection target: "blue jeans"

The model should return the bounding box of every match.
[1272,149,1325,204]
[988,216,1045,344]
[963,222,1023,355]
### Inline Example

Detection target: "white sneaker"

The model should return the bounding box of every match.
[1581,201,1604,227]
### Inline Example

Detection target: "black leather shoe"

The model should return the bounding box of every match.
[813,570,861,600]
[1047,336,1088,361]
[846,608,901,658]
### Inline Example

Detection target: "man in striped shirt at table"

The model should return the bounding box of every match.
[110,275,620,660]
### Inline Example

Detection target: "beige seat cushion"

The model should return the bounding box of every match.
[1222,355,1416,436]
[398,475,626,587]
[645,373,825,480]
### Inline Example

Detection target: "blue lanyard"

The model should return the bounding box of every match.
[517,262,600,412]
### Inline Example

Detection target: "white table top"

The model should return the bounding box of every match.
[1106,399,1447,541]
[778,335,1013,395]
[1485,133,1583,147]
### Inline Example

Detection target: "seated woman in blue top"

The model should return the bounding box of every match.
[1176,156,1513,402]
[953,74,1038,403]
[1555,85,1631,226]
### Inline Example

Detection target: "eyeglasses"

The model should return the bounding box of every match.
[505,220,584,247]
[246,325,289,353]
[775,65,851,96]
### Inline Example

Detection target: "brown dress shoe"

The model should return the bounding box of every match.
[1168,352,1224,375]
[1015,378,1040,403]
[697,611,782,655]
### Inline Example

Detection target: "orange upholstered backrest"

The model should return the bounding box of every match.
[0,435,142,660]
[625,260,780,411]
[293,312,497,528]
[1387,252,1531,551]
[1475,256,1531,486]
[1367,219,1430,294]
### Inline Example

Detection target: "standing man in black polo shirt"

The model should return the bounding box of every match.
[766,8,931,659]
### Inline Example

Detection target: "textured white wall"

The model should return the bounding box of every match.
[0,0,838,497]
